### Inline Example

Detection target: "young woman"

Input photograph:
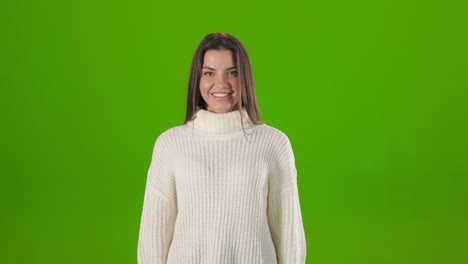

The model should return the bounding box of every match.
[138,32,306,264]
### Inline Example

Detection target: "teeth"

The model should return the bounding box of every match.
[212,93,230,97]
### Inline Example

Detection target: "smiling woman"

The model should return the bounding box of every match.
[137,32,307,264]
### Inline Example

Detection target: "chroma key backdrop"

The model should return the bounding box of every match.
[2,0,467,263]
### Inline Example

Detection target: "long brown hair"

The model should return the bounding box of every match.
[184,32,262,125]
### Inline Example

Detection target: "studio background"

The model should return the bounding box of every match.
[2,0,467,263]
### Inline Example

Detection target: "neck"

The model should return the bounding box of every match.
[186,106,255,134]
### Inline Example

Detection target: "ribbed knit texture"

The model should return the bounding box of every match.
[137,107,306,264]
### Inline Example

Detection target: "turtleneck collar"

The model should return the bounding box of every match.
[185,107,255,134]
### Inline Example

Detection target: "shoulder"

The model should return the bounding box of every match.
[156,125,183,140]
[151,125,185,150]
[259,124,297,175]
[256,123,292,145]
[254,123,295,158]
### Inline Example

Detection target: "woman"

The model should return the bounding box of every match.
[137,32,306,264]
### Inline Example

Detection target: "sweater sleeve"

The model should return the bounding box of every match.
[137,134,177,264]
[267,133,307,264]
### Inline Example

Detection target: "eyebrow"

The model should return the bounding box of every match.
[202,66,237,71]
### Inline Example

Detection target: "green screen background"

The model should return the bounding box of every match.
[2,0,467,263]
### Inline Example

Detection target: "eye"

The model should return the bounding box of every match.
[229,71,238,76]
[203,72,213,76]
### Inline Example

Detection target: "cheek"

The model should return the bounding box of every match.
[230,79,239,90]
[199,80,209,93]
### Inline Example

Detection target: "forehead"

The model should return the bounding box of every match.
[202,49,236,67]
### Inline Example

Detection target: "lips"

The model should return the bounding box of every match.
[211,92,232,98]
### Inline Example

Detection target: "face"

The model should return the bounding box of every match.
[200,49,239,113]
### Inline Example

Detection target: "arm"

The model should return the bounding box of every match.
[267,134,307,264]
[137,134,177,264]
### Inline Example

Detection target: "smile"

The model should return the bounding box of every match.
[211,93,232,98]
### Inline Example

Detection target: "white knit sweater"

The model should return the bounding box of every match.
[137,107,306,264]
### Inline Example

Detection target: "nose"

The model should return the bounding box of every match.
[215,73,229,89]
